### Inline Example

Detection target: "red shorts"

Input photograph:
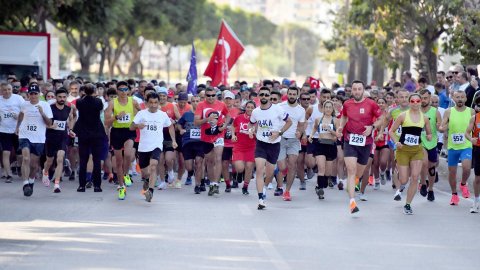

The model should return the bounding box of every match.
[232,147,255,163]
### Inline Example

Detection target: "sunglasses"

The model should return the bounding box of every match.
[301,98,310,101]
[270,98,278,101]
[28,92,39,95]
[118,87,129,91]
[410,99,421,104]
[452,71,459,74]
[206,94,216,97]
[447,76,453,79]
[259,93,270,97]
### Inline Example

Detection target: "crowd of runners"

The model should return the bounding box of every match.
[1,65,480,215]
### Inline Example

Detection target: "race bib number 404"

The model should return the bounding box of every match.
[451,133,465,144]
[349,134,366,146]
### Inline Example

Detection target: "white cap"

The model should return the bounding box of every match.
[224,90,235,99]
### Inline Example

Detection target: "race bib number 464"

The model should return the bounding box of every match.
[349,134,366,146]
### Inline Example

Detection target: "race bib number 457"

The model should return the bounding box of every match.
[349,134,366,146]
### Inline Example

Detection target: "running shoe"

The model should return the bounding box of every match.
[315,186,324,200]
[232,181,239,188]
[204,178,210,186]
[208,185,215,196]
[460,183,470,198]
[328,178,334,188]
[242,187,249,195]
[167,170,175,184]
[338,181,344,190]
[274,188,283,196]
[214,184,220,194]
[54,186,61,193]
[394,190,402,201]
[5,175,13,183]
[380,172,386,185]
[69,171,75,181]
[385,170,391,181]
[225,186,232,193]
[419,184,427,197]
[350,200,359,214]
[450,194,459,205]
[64,159,72,177]
[144,189,153,202]
[368,176,374,186]
[355,185,360,192]
[174,179,182,189]
[118,186,126,200]
[124,175,132,187]
[158,181,167,190]
[42,170,50,187]
[306,168,315,179]
[283,191,291,201]
[374,180,380,190]
[299,181,306,190]
[77,186,85,192]
[94,187,102,192]
[142,179,149,191]
[399,184,406,192]
[184,176,192,186]
[359,193,368,201]
[427,190,435,201]
[267,183,274,190]
[194,186,201,194]
[199,183,206,192]
[23,183,33,197]
[257,199,266,210]
[470,201,479,213]
[403,204,413,215]
[86,181,93,189]
[103,172,109,180]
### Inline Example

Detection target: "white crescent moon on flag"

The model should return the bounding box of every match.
[218,39,231,59]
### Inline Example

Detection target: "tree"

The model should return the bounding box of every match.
[52,0,133,77]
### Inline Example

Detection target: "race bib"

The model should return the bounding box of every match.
[26,124,38,132]
[190,128,201,139]
[395,126,402,136]
[146,124,158,131]
[214,137,224,147]
[116,113,131,123]
[451,133,465,144]
[53,120,66,131]
[349,134,366,146]
[3,112,14,119]
[320,124,333,134]
[404,134,419,146]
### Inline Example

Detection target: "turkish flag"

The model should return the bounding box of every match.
[308,76,319,89]
[204,20,245,86]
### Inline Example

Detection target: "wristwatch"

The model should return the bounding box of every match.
[279,130,284,136]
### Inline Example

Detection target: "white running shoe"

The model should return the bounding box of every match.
[373,181,380,190]
[359,193,368,201]
[158,181,167,190]
[257,199,266,210]
[470,201,479,213]
[267,183,273,190]
[167,170,175,184]
[42,170,50,187]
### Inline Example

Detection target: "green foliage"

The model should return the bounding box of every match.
[445,7,480,64]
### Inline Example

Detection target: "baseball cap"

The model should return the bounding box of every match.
[168,89,175,98]
[240,85,249,92]
[28,84,40,94]
[178,92,188,101]
[157,86,168,95]
[224,90,235,99]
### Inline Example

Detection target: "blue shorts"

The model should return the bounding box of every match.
[447,148,472,166]
[18,138,44,156]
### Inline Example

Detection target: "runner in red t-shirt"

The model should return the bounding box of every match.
[232,101,256,195]
[336,80,384,214]
[194,87,230,196]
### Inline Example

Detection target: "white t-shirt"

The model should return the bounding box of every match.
[66,95,79,103]
[279,102,305,138]
[133,109,172,152]
[19,101,53,143]
[250,104,288,144]
[437,107,446,144]
[0,94,24,133]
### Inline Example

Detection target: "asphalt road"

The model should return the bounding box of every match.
[0,160,478,270]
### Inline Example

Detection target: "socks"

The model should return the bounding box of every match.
[350,198,355,203]
[28,178,35,184]
[258,193,263,200]
[149,188,154,193]
[225,180,231,188]
[54,183,60,188]
[23,180,29,185]
[243,182,249,189]
[187,170,194,178]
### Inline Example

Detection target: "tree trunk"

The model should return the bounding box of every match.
[98,41,107,81]
[347,39,358,83]
[421,37,437,84]
[166,45,172,84]
[372,57,385,87]
[357,44,368,83]
[401,47,411,73]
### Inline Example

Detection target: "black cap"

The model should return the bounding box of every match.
[28,84,40,93]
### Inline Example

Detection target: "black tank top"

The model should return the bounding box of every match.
[46,104,71,139]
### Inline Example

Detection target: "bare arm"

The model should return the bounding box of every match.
[465,115,477,145]
[438,108,451,132]
[104,100,115,127]
[389,113,405,144]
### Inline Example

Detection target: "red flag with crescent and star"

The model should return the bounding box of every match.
[204,20,245,86]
